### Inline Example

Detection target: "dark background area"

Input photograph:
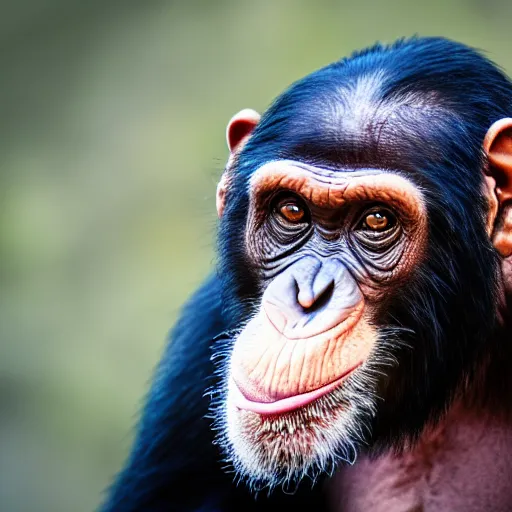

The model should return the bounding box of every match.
[1,1,511,510]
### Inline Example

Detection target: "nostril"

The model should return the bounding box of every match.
[300,280,335,314]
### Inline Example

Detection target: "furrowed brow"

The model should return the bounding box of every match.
[250,161,426,220]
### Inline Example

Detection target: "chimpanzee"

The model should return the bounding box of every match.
[101,37,512,511]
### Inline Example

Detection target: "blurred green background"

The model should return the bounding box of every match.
[1,1,512,510]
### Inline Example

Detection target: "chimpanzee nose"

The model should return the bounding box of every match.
[296,263,336,310]
[262,256,363,339]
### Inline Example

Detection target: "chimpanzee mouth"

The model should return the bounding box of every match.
[230,361,363,416]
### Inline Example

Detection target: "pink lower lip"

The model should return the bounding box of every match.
[231,363,362,415]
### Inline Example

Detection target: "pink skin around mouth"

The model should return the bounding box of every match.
[231,362,362,415]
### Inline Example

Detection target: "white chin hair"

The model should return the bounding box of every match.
[219,383,374,491]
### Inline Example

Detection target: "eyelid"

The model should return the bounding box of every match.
[273,191,304,207]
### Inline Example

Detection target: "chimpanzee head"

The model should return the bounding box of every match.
[211,37,512,490]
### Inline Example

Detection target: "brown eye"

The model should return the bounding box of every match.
[362,210,395,231]
[279,202,306,223]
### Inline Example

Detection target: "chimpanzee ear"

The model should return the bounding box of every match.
[226,108,260,153]
[217,109,260,218]
[484,117,512,257]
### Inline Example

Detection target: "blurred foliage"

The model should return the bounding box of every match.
[1,0,512,510]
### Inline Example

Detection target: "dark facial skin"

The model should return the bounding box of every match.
[246,163,426,287]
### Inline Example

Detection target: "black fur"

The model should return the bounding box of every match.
[101,37,512,511]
